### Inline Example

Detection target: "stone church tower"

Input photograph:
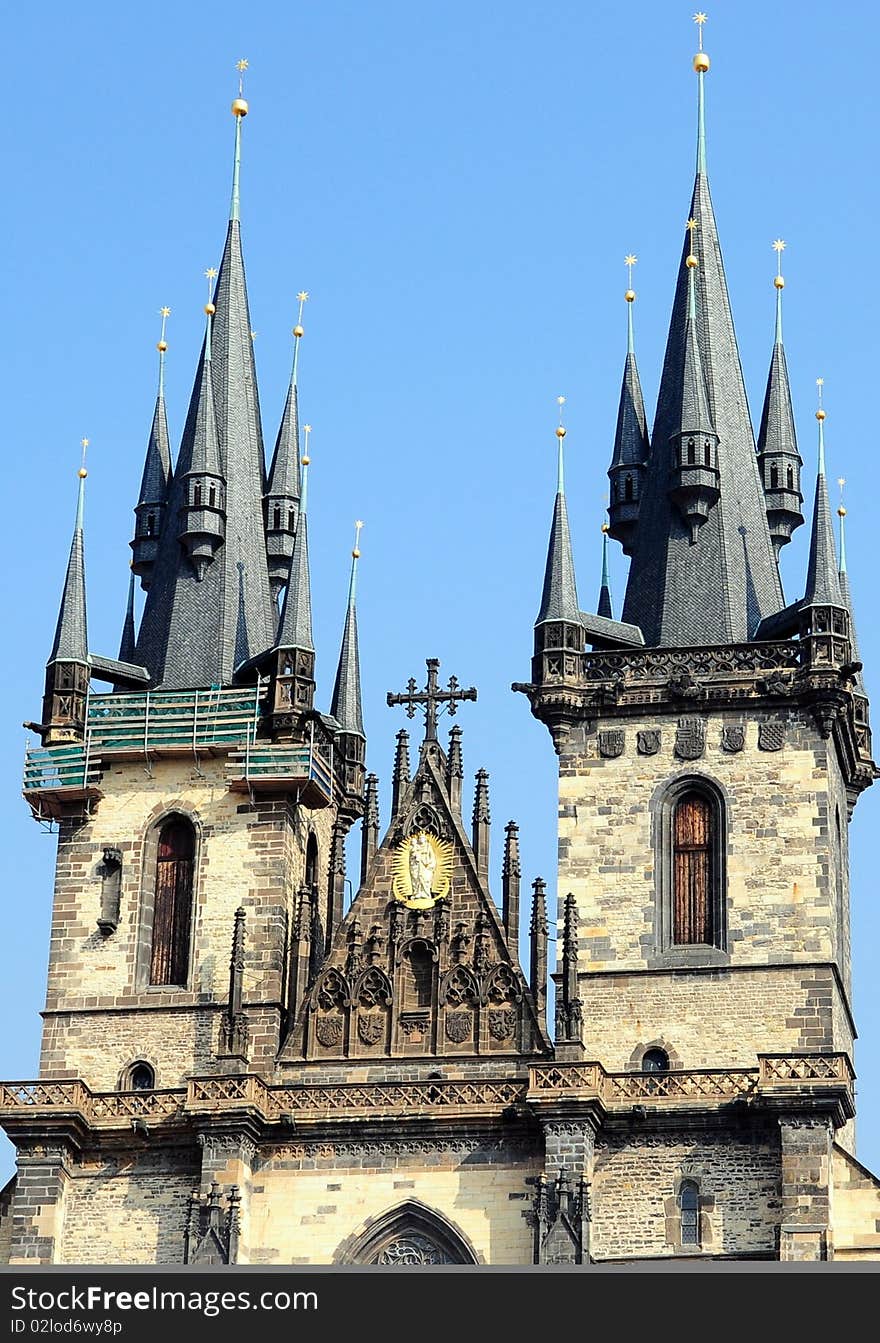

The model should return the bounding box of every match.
[4,32,880,1264]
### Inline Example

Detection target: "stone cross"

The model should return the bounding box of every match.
[386,658,477,742]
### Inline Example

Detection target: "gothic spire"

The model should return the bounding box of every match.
[265,295,306,602]
[48,448,89,668]
[597,524,613,619]
[837,492,866,695]
[131,311,173,591]
[756,241,804,554]
[118,568,137,665]
[620,25,783,645]
[134,70,276,688]
[803,384,843,609]
[276,429,314,654]
[536,403,581,625]
[330,521,365,738]
[607,258,650,554]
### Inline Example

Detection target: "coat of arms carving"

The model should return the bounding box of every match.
[391,831,453,908]
[758,722,785,752]
[314,1014,344,1048]
[445,1012,473,1044]
[598,730,625,759]
[637,730,661,756]
[675,717,705,760]
[487,1008,517,1043]
[721,725,745,753]
[357,1012,385,1046]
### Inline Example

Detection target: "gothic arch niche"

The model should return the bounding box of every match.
[136,808,199,989]
[335,1201,480,1265]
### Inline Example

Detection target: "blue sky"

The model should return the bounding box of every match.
[4,0,880,1182]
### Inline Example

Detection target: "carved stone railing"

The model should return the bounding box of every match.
[758,1054,854,1086]
[0,1055,855,1134]
[580,641,801,686]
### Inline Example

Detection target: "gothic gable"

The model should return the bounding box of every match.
[281,738,549,1062]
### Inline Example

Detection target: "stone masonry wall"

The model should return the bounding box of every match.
[39,757,336,1086]
[592,1123,781,1260]
[58,1149,199,1265]
[558,708,855,1066]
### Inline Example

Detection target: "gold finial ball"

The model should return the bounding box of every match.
[625,288,636,303]
[685,254,698,269]
[816,408,826,421]
[293,324,305,338]
[556,425,567,439]
[204,302,216,316]
[157,339,168,352]
[232,97,249,117]
[838,505,847,517]
[302,455,310,466]
[78,468,88,479]
[352,547,361,559]
[774,275,785,290]
[601,522,610,534]
[693,52,710,73]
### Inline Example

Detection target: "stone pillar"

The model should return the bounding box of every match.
[8,1140,73,1264]
[196,1129,258,1264]
[778,1116,833,1261]
[532,1121,595,1265]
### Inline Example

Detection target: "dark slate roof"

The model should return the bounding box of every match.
[88,653,150,686]
[118,569,137,664]
[330,557,365,737]
[679,269,716,436]
[277,498,313,652]
[266,374,301,504]
[134,220,276,688]
[754,598,802,641]
[48,478,88,666]
[579,611,644,648]
[757,340,800,464]
[188,324,223,478]
[536,489,581,625]
[610,351,650,469]
[804,451,843,608]
[135,387,172,510]
[621,170,784,646]
[597,530,613,619]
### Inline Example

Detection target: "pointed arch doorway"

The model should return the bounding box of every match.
[335,1201,479,1265]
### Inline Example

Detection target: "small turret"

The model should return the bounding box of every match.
[799,383,850,672]
[330,522,367,811]
[177,292,226,581]
[42,447,91,744]
[265,294,306,602]
[272,429,315,719]
[757,242,804,554]
[667,236,720,544]
[607,257,650,553]
[532,402,585,689]
[597,522,613,619]
[131,310,173,590]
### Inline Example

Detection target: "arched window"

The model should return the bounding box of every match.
[193,483,202,507]
[624,475,634,503]
[209,485,216,508]
[122,1061,155,1091]
[146,512,156,536]
[642,1047,669,1074]
[288,507,296,530]
[336,1202,478,1265]
[149,817,195,986]
[787,464,794,490]
[673,792,713,944]
[687,438,695,465]
[770,463,779,490]
[653,776,727,961]
[679,1180,700,1246]
[703,440,710,467]
[305,833,319,892]
[273,505,281,530]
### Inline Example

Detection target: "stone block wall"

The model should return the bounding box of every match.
[39,757,337,1086]
[591,1122,781,1260]
[558,708,855,1064]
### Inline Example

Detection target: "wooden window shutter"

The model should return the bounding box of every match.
[672,792,713,945]
[149,818,195,986]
